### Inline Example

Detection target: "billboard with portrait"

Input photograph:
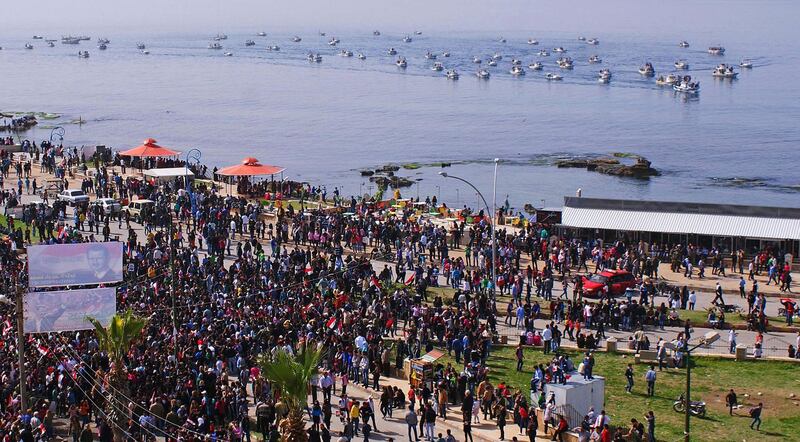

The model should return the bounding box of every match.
[27,242,124,288]
[23,287,117,333]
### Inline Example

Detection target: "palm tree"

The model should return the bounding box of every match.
[87,309,148,442]
[258,343,323,442]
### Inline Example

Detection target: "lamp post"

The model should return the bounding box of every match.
[439,158,500,298]
[682,327,719,442]
[184,149,201,215]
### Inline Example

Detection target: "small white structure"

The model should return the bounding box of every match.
[143,167,194,184]
[543,373,605,427]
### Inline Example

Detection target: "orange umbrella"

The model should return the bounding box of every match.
[119,138,180,157]
[218,157,285,176]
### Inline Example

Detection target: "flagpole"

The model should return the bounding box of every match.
[14,274,28,412]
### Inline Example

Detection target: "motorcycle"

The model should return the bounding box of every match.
[673,394,706,417]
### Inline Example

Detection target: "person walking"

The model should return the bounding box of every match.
[463,420,473,442]
[625,364,635,393]
[425,403,437,440]
[405,407,419,441]
[645,366,657,397]
[495,401,507,441]
[725,389,738,416]
[644,411,655,442]
[749,403,763,431]
[712,282,725,306]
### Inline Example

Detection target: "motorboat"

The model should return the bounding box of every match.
[528,62,543,70]
[402,35,412,43]
[24,43,34,50]
[656,74,680,86]
[306,53,322,62]
[679,41,690,48]
[319,31,326,36]
[339,50,353,57]
[257,32,267,37]
[673,75,699,94]
[431,62,444,71]
[330,37,340,44]
[387,48,397,55]
[62,37,80,45]
[553,47,566,53]
[208,42,223,49]
[396,57,407,68]
[245,40,256,46]
[141,50,150,55]
[223,52,233,57]
[510,65,525,76]
[527,39,539,45]
[587,38,599,45]
[638,62,655,76]
[442,51,450,57]
[588,55,602,63]
[538,49,550,56]
[357,53,366,60]
[292,36,302,42]
[598,75,610,84]
[78,50,89,58]
[476,69,490,79]
[77,36,91,41]
[215,34,228,40]
[32,35,44,39]
[328,39,338,46]
[268,45,280,51]
[97,38,110,44]
[498,37,507,43]
[708,46,725,55]
[47,42,55,47]
[98,43,107,50]
[313,53,323,62]
[545,73,563,81]
[487,59,497,67]
[446,69,459,80]
[740,59,753,68]
[511,58,522,65]
[492,52,502,60]
[136,43,146,50]
[557,57,574,69]
[578,36,586,41]
[373,30,381,36]
[598,69,612,83]
[712,64,738,78]
[415,31,423,35]
[674,60,689,70]
[472,56,481,64]
[425,51,437,60]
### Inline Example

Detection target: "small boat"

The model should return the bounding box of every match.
[557,57,574,69]
[292,36,302,42]
[498,37,507,43]
[578,36,586,41]
[402,35,412,43]
[141,50,150,55]
[476,69,490,79]
[487,59,497,67]
[62,37,80,45]
[329,37,340,46]
[673,75,700,94]
[245,40,256,46]
[674,60,689,70]
[396,57,407,68]
[319,31,326,36]
[431,62,444,71]
[339,50,353,57]
[492,52,502,61]
[587,38,600,45]
[740,59,753,68]
[415,31,423,35]
[387,48,397,55]
[223,52,233,57]
[598,69,612,83]
[445,70,459,80]
[47,42,55,47]
[472,56,482,64]
[32,35,44,39]
[545,73,563,81]
[528,62,543,70]
[527,39,539,45]
[208,42,223,49]
[357,53,366,60]
[553,47,566,53]
[712,63,738,78]
[24,43,34,50]
[510,65,525,76]
[257,32,267,37]
[511,58,522,66]
[442,51,450,57]
[679,41,690,48]
[373,30,381,36]
[215,34,228,40]
[538,49,550,56]
[136,43,146,50]
[307,53,322,62]
[656,74,680,86]
[97,38,110,44]
[638,62,655,76]
[314,53,323,62]
[98,43,107,50]
[708,46,725,55]
[425,51,437,60]
[268,45,280,51]
[588,55,602,64]
[78,50,89,58]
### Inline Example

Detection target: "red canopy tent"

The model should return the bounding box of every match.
[217,157,285,177]
[119,138,180,158]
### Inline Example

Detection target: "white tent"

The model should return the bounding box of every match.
[143,167,194,184]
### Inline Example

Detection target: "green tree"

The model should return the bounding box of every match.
[259,344,323,442]
[87,309,148,442]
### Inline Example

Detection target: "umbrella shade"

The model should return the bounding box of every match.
[218,157,285,176]
[119,138,180,157]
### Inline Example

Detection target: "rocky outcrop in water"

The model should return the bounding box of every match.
[557,155,659,178]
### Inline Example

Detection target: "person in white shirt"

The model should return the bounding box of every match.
[688,291,697,310]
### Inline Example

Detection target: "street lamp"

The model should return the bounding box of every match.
[683,328,719,442]
[439,158,500,298]
[184,148,202,214]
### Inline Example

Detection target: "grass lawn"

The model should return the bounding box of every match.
[437,346,800,441]
[0,214,39,242]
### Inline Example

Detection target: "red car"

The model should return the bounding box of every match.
[582,270,639,297]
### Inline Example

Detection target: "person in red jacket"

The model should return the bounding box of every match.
[551,414,569,441]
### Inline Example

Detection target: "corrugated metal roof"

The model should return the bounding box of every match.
[562,207,800,240]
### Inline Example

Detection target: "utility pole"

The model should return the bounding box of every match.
[14,275,27,412]
[169,217,178,374]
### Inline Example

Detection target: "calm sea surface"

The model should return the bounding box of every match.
[1,28,799,210]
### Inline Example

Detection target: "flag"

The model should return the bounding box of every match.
[405,273,416,285]
[304,264,313,274]
[2,319,12,336]
[326,317,337,330]
[37,342,49,356]
[370,275,382,290]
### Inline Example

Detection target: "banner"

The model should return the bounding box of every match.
[27,242,124,287]
[24,287,117,333]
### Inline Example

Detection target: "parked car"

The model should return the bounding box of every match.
[123,199,154,223]
[91,198,122,215]
[582,269,639,297]
[57,189,90,206]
